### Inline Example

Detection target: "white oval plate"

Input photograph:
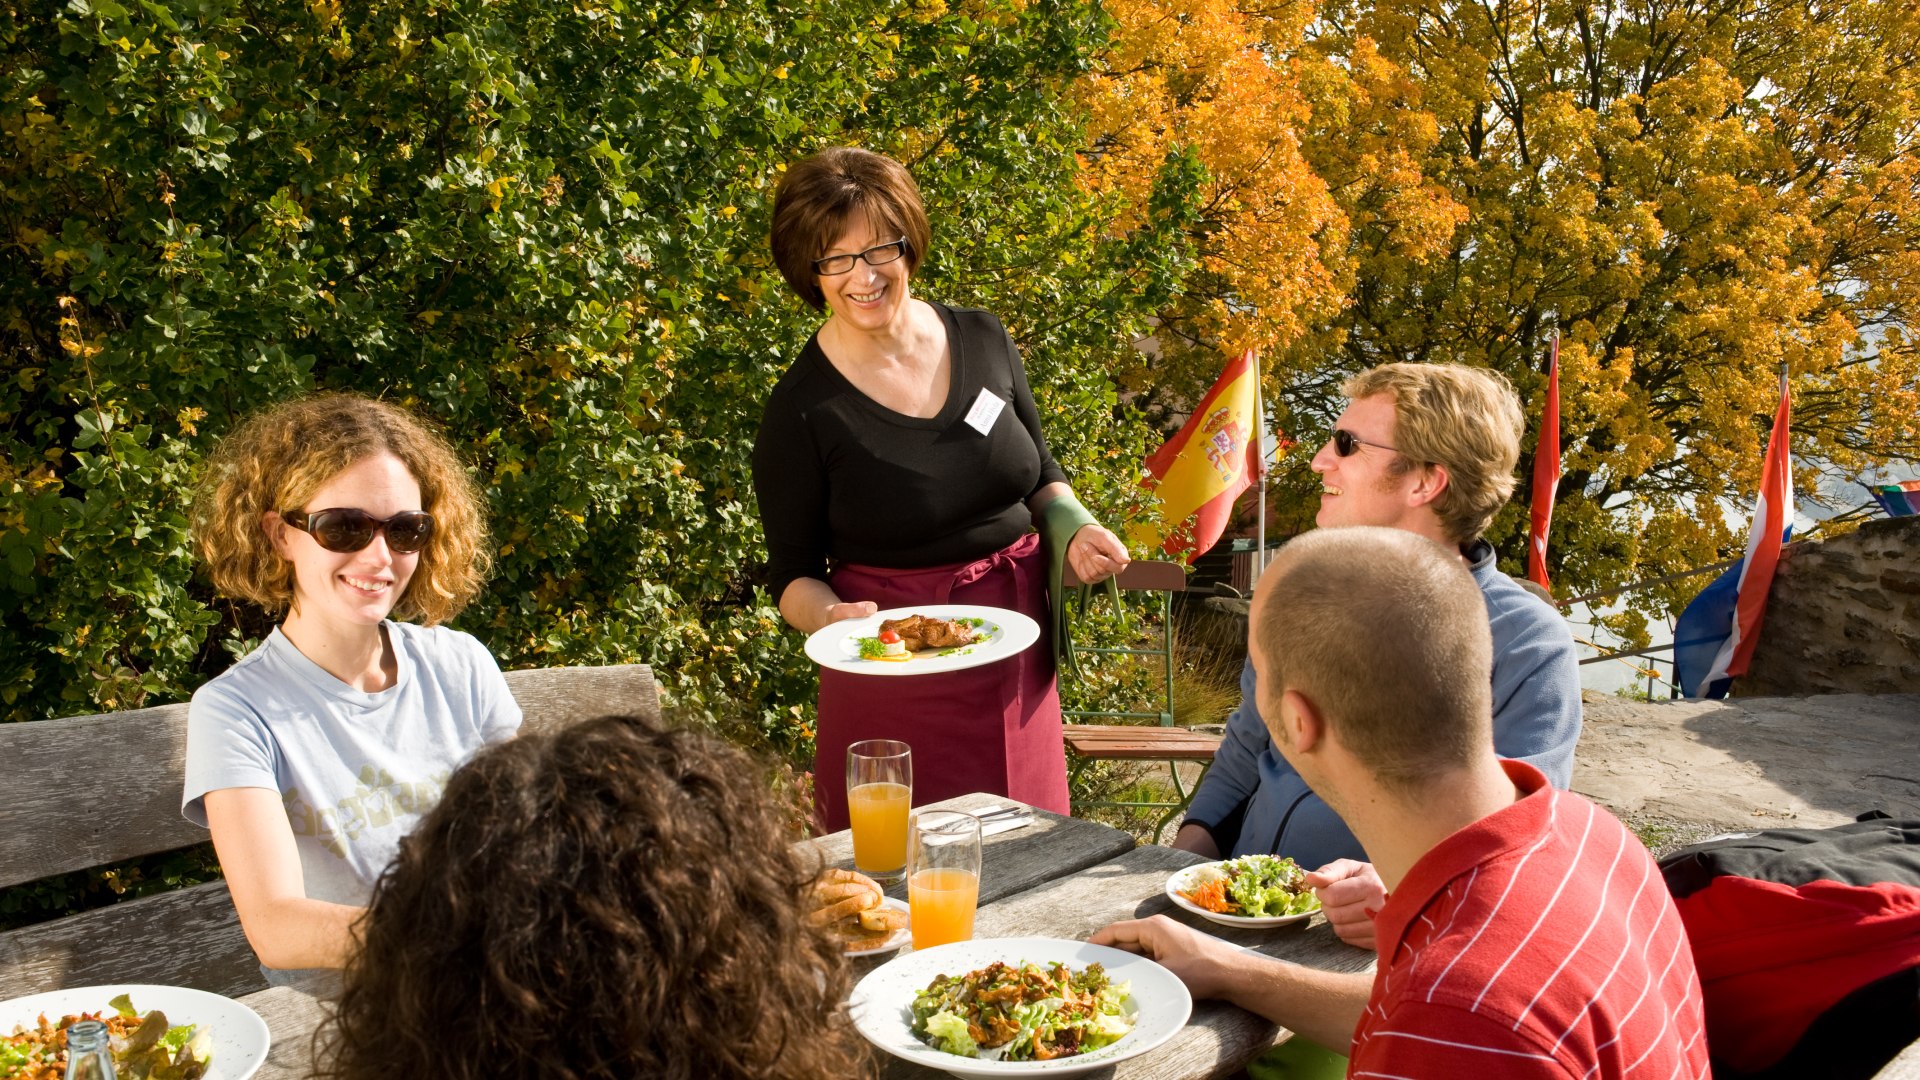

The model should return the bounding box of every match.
[844,897,913,958]
[0,984,270,1079]
[804,605,1039,677]
[1165,859,1321,928]
[848,936,1191,1078]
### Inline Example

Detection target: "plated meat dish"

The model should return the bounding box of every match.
[877,615,979,652]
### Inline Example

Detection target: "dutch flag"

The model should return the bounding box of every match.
[1673,379,1793,700]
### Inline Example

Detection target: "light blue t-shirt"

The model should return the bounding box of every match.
[182,621,521,907]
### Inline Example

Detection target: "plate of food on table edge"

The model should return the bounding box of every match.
[805,605,1040,677]
[1166,854,1324,928]
[808,868,912,958]
[1,983,270,1080]
[848,936,1191,1078]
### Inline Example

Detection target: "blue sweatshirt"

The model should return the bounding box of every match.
[1183,539,1583,867]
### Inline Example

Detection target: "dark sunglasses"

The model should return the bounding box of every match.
[280,508,435,554]
[811,238,909,276]
[1331,428,1400,457]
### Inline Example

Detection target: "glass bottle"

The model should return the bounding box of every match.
[64,1019,116,1080]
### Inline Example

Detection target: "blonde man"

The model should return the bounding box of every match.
[1096,528,1706,1080]
[1175,363,1580,949]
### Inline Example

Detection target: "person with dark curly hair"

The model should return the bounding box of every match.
[180,392,519,986]
[318,713,869,1080]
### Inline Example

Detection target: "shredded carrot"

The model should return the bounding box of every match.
[1181,878,1233,914]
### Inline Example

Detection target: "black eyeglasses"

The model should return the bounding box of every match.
[1331,428,1399,457]
[811,238,910,276]
[280,508,435,554]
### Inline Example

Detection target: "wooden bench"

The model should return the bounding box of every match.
[1059,559,1225,842]
[0,664,660,997]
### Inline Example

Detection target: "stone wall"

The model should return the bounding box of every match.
[1735,514,1920,696]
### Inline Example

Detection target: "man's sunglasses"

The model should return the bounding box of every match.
[280,508,435,554]
[1331,428,1400,457]
[811,238,910,276]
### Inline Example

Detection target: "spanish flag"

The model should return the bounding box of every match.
[1139,350,1263,563]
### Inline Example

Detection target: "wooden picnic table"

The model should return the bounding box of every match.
[236,792,1374,1079]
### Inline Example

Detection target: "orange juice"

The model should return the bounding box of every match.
[909,867,979,949]
[848,781,911,877]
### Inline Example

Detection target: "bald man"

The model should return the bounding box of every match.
[1096,528,1706,1079]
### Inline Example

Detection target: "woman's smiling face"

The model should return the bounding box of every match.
[271,451,423,629]
[816,216,912,334]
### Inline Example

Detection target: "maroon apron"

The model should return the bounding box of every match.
[814,532,1068,832]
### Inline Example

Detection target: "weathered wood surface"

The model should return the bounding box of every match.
[0,700,199,887]
[1065,724,1222,761]
[503,663,660,738]
[1,664,658,888]
[808,792,1137,907]
[0,880,265,997]
[875,844,1375,1080]
[1877,1039,1920,1080]
[240,984,330,1080]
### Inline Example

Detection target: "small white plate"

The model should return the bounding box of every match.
[848,936,1191,1078]
[0,984,270,1079]
[804,605,1040,677]
[1165,859,1321,928]
[844,897,913,958]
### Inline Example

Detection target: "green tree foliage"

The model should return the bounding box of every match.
[0,0,1202,747]
[1273,0,1920,639]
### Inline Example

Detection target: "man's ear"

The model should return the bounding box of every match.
[1404,460,1451,510]
[1280,688,1326,754]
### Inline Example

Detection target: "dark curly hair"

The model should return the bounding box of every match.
[317,715,870,1080]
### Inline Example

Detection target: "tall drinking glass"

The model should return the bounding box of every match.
[908,810,982,950]
[847,739,912,884]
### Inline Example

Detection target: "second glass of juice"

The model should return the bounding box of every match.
[908,810,982,950]
[847,739,912,884]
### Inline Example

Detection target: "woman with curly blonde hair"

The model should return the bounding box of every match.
[320,713,869,1080]
[180,392,520,987]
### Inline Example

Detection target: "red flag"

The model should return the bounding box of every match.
[1138,350,1262,564]
[1723,377,1793,680]
[1527,335,1561,592]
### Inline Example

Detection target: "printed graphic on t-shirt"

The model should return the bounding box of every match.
[283,764,452,860]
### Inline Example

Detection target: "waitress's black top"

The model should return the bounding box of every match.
[752,303,1069,604]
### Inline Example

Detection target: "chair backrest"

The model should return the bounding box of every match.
[0,663,658,996]
[1060,560,1187,727]
[1062,559,1186,592]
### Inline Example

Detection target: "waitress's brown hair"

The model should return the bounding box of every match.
[770,146,931,311]
[319,713,867,1080]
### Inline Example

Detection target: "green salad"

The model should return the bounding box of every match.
[1180,854,1320,918]
[2,994,211,1080]
[911,960,1133,1061]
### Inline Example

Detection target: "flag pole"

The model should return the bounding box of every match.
[1253,349,1267,583]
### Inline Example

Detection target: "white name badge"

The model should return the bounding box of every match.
[964,388,1007,436]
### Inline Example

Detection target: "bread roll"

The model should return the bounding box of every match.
[807,868,882,927]
[856,905,909,934]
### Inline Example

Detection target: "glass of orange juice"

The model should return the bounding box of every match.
[908,810,982,950]
[847,740,912,884]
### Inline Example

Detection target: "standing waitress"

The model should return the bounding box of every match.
[754,147,1130,831]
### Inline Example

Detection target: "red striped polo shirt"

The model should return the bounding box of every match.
[1349,760,1711,1079]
